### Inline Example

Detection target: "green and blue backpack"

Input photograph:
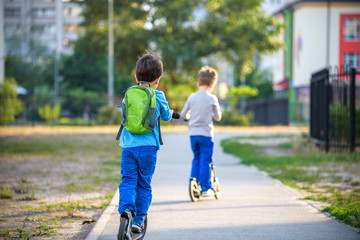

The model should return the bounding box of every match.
[116,81,163,144]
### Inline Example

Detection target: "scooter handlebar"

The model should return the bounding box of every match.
[172,112,180,119]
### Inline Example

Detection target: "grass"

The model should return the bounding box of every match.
[0,185,14,199]
[221,136,360,231]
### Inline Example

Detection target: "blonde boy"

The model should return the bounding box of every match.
[180,66,222,196]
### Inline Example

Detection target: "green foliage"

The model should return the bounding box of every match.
[329,104,360,142]
[70,0,282,89]
[322,193,360,229]
[0,229,10,237]
[215,111,254,126]
[58,117,95,126]
[38,104,61,124]
[96,105,122,125]
[227,85,258,109]
[166,84,196,111]
[22,184,37,201]
[62,87,106,118]
[0,78,23,124]
[244,68,274,99]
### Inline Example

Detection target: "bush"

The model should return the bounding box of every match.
[38,104,61,124]
[329,104,360,142]
[58,117,95,126]
[0,78,22,125]
[96,106,121,125]
[215,111,254,126]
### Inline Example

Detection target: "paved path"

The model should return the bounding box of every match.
[87,132,360,240]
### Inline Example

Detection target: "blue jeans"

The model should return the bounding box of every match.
[190,136,214,191]
[118,146,157,224]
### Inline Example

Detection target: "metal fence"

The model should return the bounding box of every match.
[247,98,289,126]
[310,67,359,152]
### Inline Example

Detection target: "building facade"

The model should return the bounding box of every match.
[4,0,84,58]
[261,0,360,121]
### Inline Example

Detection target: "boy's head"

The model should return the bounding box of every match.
[198,66,218,87]
[136,51,163,83]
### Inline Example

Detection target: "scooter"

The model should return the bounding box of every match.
[189,163,221,202]
[117,210,147,240]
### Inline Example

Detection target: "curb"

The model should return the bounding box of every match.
[86,188,119,240]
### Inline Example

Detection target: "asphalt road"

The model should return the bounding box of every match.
[87,132,360,240]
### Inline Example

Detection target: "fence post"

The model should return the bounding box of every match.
[350,68,356,153]
[325,70,330,152]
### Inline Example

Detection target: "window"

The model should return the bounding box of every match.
[33,0,54,2]
[63,6,82,17]
[344,18,359,40]
[32,24,56,35]
[32,8,56,18]
[5,8,21,18]
[344,53,359,72]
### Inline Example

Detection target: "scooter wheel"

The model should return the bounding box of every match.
[189,179,200,202]
[118,217,130,240]
[137,215,148,240]
[214,177,221,200]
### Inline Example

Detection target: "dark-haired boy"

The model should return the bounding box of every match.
[181,66,222,196]
[118,51,172,233]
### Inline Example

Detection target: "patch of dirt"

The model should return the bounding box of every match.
[0,133,120,239]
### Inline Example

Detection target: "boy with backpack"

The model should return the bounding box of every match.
[117,51,173,233]
[180,66,222,197]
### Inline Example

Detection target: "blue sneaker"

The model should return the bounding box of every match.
[132,221,144,233]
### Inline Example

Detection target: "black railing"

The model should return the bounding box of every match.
[247,98,289,126]
[310,67,359,152]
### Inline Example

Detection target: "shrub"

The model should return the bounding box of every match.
[0,78,22,124]
[58,117,95,126]
[38,104,61,124]
[215,111,254,126]
[96,106,121,125]
[329,104,360,142]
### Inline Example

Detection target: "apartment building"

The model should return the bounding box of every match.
[4,0,84,58]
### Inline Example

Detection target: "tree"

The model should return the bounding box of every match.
[227,85,258,109]
[64,0,150,95]
[0,78,23,124]
[244,68,274,100]
[148,0,283,86]
[69,0,282,90]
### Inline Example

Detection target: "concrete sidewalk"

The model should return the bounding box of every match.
[87,132,360,240]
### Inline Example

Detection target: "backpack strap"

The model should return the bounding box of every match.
[158,117,163,145]
[116,124,124,140]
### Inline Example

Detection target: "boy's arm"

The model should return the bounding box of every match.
[158,91,172,122]
[180,98,191,120]
[212,96,222,121]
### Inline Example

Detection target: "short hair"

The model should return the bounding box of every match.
[198,66,218,86]
[136,51,163,83]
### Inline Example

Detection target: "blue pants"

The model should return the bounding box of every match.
[118,146,157,224]
[190,136,214,191]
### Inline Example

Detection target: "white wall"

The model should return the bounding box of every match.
[293,6,328,87]
[260,15,284,84]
